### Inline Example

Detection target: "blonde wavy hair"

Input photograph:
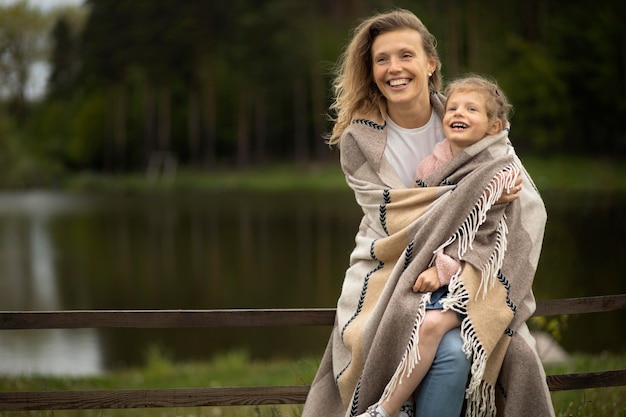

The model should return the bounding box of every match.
[444,74,513,127]
[326,9,442,146]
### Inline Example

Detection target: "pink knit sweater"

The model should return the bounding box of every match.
[415,138,460,286]
[415,138,454,180]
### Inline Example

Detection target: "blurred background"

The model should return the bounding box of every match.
[0,0,624,376]
[0,0,624,179]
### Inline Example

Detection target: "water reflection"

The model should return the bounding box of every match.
[0,191,103,375]
[0,189,623,376]
[0,329,102,376]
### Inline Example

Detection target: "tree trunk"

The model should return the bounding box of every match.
[467,0,480,70]
[446,7,461,76]
[236,83,250,169]
[106,83,127,172]
[203,70,217,168]
[293,77,308,166]
[142,83,156,163]
[157,86,171,151]
[115,85,127,171]
[310,56,328,161]
[254,88,268,166]
[623,30,626,98]
[188,85,201,166]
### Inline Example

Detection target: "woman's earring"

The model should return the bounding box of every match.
[428,72,432,77]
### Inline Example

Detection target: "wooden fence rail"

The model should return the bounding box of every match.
[0,294,625,411]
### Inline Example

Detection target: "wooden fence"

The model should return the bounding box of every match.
[0,294,625,411]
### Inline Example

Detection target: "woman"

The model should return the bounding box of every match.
[302,9,553,417]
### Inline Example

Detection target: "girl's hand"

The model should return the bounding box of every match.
[496,174,522,204]
[413,266,440,293]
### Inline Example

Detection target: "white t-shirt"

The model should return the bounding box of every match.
[384,110,445,187]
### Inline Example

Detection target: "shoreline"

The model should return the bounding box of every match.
[14,156,625,194]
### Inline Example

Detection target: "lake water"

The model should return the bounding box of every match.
[0,189,624,375]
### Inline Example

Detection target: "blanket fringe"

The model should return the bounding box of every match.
[434,163,519,300]
[379,163,519,416]
[432,163,519,416]
[477,215,508,299]
[441,268,467,316]
[462,318,488,393]
[380,293,429,403]
[467,380,498,417]
[445,281,496,417]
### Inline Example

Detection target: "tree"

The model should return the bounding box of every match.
[0,1,49,121]
[80,0,136,171]
[13,0,626,177]
[47,16,80,98]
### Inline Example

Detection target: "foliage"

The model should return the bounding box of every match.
[529,315,569,343]
[496,36,570,154]
[0,0,49,119]
[0,107,62,187]
[0,0,624,184]
[47,14,81,98]
[542,1,626,156]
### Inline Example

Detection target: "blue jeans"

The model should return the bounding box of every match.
[414,327,470,417]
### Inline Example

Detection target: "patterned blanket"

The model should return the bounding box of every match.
[303,100,554,417]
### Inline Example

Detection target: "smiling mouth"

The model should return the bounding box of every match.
[389,79,410,87]
[450,122,468,129]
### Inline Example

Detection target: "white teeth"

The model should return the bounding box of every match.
[451,123,467,129]
[389,79,409,87]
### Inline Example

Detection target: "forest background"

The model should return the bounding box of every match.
[0,0,624,188]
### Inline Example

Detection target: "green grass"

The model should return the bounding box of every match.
[1,349,625,417]
[62,162,350,193]
[522,156,626,193]
[0,349,318,417]
[57,157,626,194]
[547,352,626,417]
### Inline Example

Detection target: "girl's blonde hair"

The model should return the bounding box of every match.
[444,75,513,127]
[326,9,441,146]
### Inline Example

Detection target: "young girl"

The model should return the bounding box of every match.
[360,75,515,417]
[415,75,513,180]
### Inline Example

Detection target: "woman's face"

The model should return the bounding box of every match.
[371,28,436,113]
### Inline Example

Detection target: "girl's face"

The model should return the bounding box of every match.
[371,28,436,113]
[442,90,502,155]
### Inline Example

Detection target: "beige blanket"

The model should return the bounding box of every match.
[303,95,554,417]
